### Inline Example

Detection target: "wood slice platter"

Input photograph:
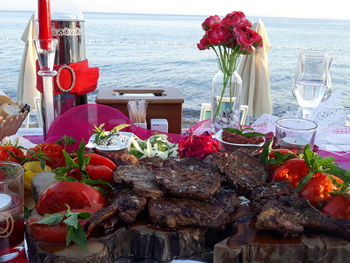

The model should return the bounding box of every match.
[27,223,220,262]
[214,232,350,263]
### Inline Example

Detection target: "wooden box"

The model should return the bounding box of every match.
[96,88,184,134]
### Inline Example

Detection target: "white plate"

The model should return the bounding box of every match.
[213,129,266,149]
[85,131,134,151]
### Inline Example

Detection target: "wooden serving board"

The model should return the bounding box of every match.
[26,223,231,262]
[214,232,350,263]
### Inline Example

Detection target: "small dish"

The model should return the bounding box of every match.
[213,129,266,151]
[85,131,134,152]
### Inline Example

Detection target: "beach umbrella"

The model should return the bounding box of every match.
[237,19,272,120]
[17,14,39,109]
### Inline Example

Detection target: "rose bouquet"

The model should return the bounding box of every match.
[197,11,262,128]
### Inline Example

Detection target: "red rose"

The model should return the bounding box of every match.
[253,33,263,48]
[202,15,221,31]
[234,26,259,47]
[197,37,210,50]
[222,11,246,29]
[207,26,231,45]
[239,19,252,28]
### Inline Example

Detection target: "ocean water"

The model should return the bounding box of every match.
[0,11,349,123]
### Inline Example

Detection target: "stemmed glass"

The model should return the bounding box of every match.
[292,50,332,119]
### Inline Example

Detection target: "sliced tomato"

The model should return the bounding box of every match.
[300,172,342,207]
[267,149,298,172]
[36,181,105,215]
[322,195,350,220]
[28,206,99,243]
[28,143,65,169]
[28,218,67,243]
[271,158,308,187]
[0,145,25,163]
[86,165,114,183]
[65,167,83,181]
[85,153,117,170]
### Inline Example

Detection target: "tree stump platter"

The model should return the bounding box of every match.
[214,232,350,263]
[26,223,229,263]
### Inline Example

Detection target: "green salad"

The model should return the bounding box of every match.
[128,133,178,160]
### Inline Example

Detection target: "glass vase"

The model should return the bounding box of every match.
[211,68,242,131]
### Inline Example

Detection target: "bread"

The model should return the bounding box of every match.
[0,95,14,105]
[0,103,21,118]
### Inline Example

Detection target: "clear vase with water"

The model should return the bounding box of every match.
[211,66,242,131]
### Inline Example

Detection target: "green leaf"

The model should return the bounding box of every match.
[223,127,242,135]
[77,212,91,220]
[24,207,33,220]
[34,213,64,226]
[63,151,78,169]
[53,167,71,177]
[55,175,78,182]
[241,132,268,138]
[260,138,273,165]
[82,178,112,188]
[77,140,86,169]
[66,225,74,247]
[111,123,131,133]
[55,136,76,148]
[69,224,88,251]
[295,172,314,192]
[64,213,79,229]
[266,152,296,167]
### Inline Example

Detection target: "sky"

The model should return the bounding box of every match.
[0,0,349,20]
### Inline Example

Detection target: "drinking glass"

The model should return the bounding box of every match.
[0,162,24,262]
[292,50,332,119]
[275,118,318,154]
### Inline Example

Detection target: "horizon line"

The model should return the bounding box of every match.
[0,9,349,22]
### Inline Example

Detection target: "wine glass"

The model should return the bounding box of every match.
[292,50,332,119]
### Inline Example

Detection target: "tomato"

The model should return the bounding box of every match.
[267,149,298,172]
[28,206,99,243]
[36,181,105,215]
[28,143,65,169]
[322,195,350,220]
[271,158,308,187]
[85,153,116,170]
[65,167,82,181]
[269,149,297,159]
[300,172,342,207]
[28,218,67,243]
[86,165,114,183]
[0,145,25,163]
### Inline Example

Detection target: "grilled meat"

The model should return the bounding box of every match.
[114,164,164,199]
[154,158,222,200]
[148,190,239,229]
[93,148,139,165]
[203,151,267,195]
[252,182,350,240]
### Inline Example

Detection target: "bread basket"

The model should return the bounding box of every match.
[0,104,30,141]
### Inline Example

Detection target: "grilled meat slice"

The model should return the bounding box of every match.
[139,157,165,168]
[154,158,222,200]
[254,184,350,240]
[114,164,164,199]
[113,189,148,223]
[93,148,139,165]
[85,188,147,234]
[203,151,267,195]
[148,190,239,228]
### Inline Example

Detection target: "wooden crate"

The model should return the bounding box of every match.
[96,88,184,134]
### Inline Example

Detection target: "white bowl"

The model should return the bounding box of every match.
[213,129,266,151]
[85,131,133,152]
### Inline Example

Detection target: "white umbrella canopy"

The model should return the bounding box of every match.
[17,14,39,109]
[237,20,272,120]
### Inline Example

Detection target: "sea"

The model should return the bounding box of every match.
[0,11,350,123]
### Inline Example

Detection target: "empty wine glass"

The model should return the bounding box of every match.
[292,50,332,119]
